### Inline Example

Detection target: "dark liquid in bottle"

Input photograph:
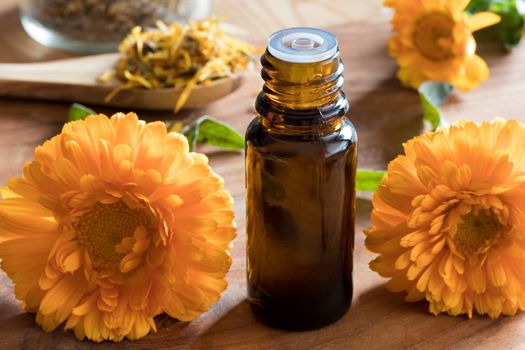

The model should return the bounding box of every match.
[246,100,356,330]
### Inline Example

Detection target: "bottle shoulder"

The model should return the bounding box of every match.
[247,116,356,143]
[246,116,357,159]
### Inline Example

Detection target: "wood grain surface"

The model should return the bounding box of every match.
[1,1,525,349]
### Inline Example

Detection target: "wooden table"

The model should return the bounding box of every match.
[2,1,525,349]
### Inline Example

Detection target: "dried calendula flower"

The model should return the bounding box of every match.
[102,18,257,112]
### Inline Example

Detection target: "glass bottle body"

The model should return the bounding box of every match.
[246,89,357,330]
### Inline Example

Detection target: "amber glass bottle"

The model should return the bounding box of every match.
[245,27,357,330]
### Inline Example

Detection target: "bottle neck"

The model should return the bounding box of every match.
[256,50,348,135]
[261,50,345,109]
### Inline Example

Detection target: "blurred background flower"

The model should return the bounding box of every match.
[385,0,500,91]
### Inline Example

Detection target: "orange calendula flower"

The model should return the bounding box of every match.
[385,0,500,91]
[0,113,236,341]
[365,119,525,318]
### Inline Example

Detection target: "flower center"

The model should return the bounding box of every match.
[75,201,153,272]
[452,210,504,256]
[413,12,455,61]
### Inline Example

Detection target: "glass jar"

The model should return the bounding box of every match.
[19,0,211,53]
[245,27,357,330]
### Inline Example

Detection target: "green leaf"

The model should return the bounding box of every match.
[182,116,244,152]
[356,169,386,191]
[68,103,96,121]
[491,0,525,49]
[466,0,494,14]
[418,81,453,131]
[183,122,199,151]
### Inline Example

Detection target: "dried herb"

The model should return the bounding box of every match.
[100,18,257,112]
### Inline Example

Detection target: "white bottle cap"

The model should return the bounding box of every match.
[267,27,338,64]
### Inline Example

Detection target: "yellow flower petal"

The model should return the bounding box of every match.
[453,54,490,92]
[468,12,501,33]
[450,0,473,12]
[63,250,82,272]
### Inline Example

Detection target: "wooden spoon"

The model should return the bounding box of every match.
[0,53,244,111]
